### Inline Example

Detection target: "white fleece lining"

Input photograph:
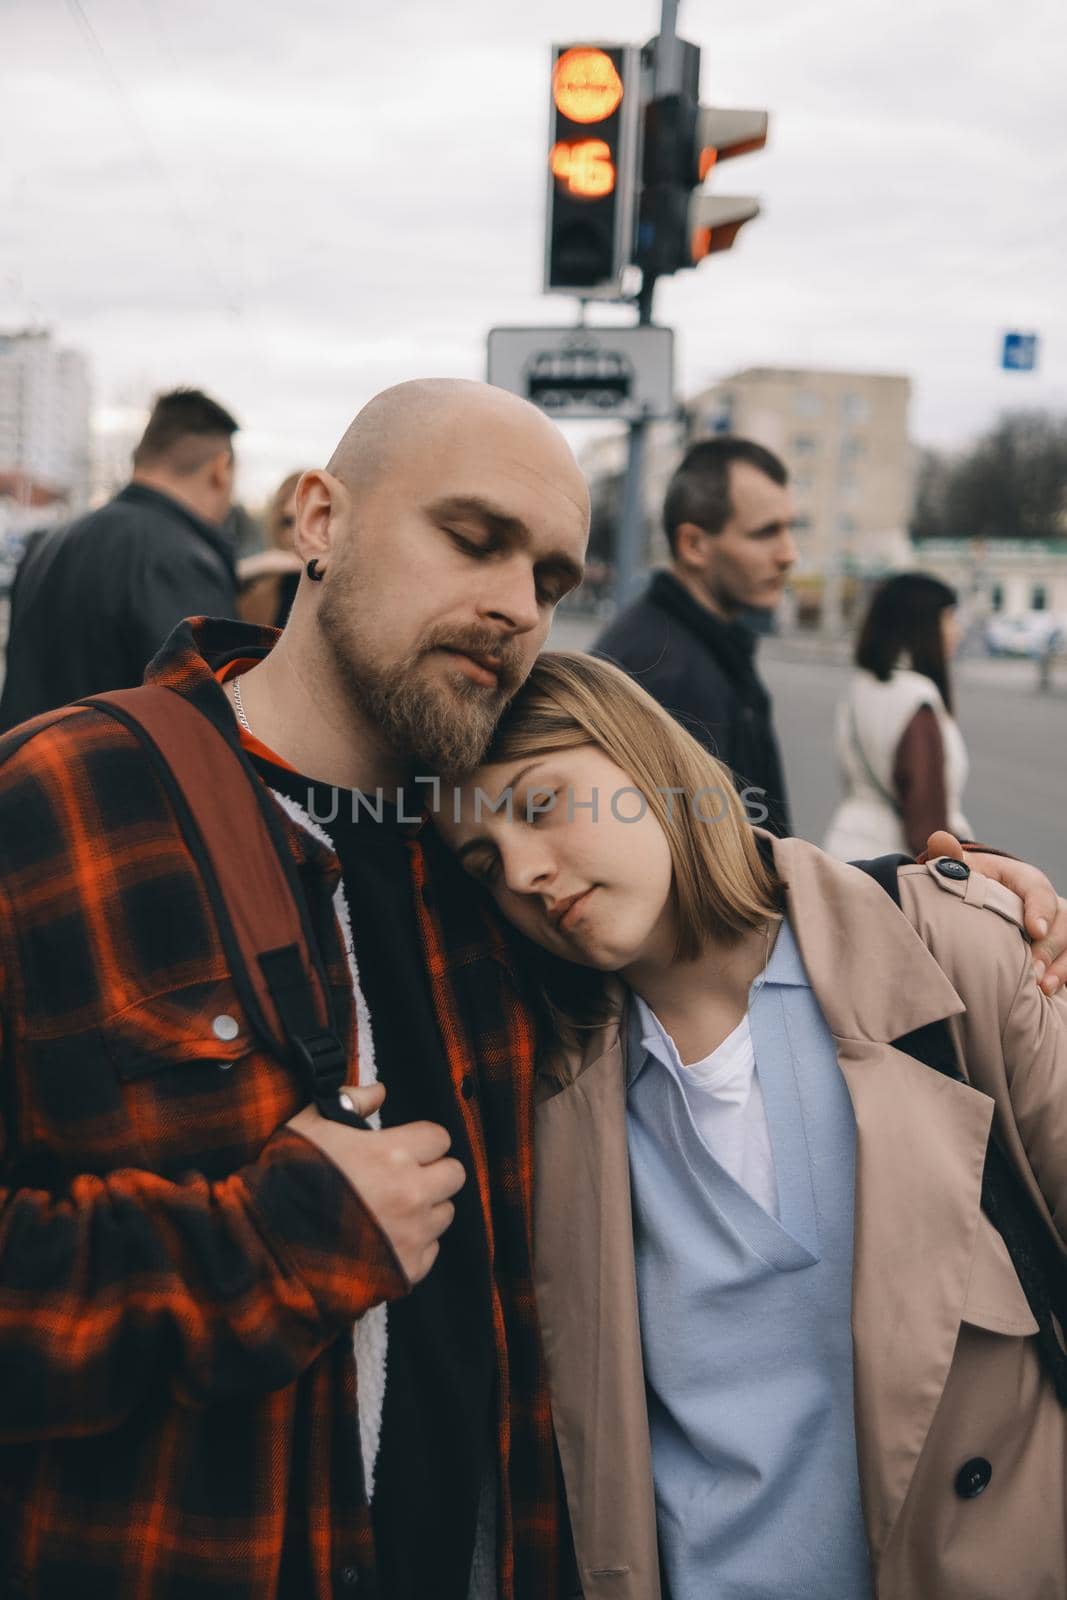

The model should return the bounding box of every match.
[269,788,387,1501]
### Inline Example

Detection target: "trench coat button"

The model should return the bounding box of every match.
[336,1564,361,1590]
[936,858,970,881]
[212,1013,240,1041]
[954,1457,992,1498]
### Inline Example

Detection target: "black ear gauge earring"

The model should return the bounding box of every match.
[306,558,325,581]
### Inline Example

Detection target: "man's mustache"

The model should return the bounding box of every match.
[422,628,525,695]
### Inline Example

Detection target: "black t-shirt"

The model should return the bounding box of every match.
[252,758,495,1600]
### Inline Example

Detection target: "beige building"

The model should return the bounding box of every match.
[687,367,913,579]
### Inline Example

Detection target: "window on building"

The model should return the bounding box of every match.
[699,395,734,435]
[793,390,823,419]
[792,516,812,535]
[990,583,1004,612]
[842,393,870,424]
[840,434,865,462]
[837,514,857,536]
[792,434,817,456]
[1032,584,1048,611]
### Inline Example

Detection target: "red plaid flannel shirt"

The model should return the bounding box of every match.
[0,619,558,1599]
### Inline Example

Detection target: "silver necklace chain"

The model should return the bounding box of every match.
[230,675,251,734]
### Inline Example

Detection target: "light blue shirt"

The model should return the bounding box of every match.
[626,919,872,1600]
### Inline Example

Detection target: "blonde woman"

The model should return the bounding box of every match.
[236,469,306,628]
[439,651,1067,1600]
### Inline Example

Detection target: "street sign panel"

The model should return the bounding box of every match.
[487,325,674,420]
[1002,332,1039,371]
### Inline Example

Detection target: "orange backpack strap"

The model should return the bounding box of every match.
[83,685,360,1121]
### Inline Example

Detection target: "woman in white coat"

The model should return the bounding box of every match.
[824,572,972,860]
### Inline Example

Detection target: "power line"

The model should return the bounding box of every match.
[63,0,241,316]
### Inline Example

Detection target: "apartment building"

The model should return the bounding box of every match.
[0,328,92,511]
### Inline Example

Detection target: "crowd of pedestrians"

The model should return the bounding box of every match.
[0,377,1064,1600]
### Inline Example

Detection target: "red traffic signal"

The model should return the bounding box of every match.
[545,43,639,295]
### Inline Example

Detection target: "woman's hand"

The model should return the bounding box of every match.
[927,831,1066,995]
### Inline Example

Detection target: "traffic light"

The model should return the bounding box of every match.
[636,41,768,280]
[544,43,640,296]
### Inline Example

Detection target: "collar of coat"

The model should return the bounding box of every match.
[143,615,350,894]
[772,832,964,1042]
[117,482,238,576]
[648,570,769,706]
[145,613,275,719]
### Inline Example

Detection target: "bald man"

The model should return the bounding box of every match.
[0,380,590,1600]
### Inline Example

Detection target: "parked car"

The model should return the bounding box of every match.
[985,610,1067,658]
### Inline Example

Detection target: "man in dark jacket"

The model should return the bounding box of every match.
[0,387,239,729]
[595,436,798,835]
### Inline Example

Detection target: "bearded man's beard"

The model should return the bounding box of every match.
[317,582,522,778]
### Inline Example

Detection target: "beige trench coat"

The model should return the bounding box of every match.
[533,837,1067,1600]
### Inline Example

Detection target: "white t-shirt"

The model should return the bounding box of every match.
[635,999,779,1217]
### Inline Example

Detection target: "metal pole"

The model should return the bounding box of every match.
[614,291,656,610]
[653,0,681,93]
[820,434,843,639]
[820,555,844,640]
[612,0,681,612]
[616,415,649,609]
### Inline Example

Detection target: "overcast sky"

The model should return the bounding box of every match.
[4,0,1066,500]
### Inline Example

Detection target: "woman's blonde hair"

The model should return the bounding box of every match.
[264,470,305,550]
[485,650,781,962]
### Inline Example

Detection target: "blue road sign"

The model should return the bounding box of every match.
[1002,332,1039,371]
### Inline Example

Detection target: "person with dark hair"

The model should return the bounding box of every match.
[594,435,797,836]
[824,572,971,860]
[0,387,239,729]
[236,469,307,629]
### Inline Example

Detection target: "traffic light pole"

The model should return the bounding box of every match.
[614,0,684,609]
[615,409,649,608]
[651,0,682,95]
